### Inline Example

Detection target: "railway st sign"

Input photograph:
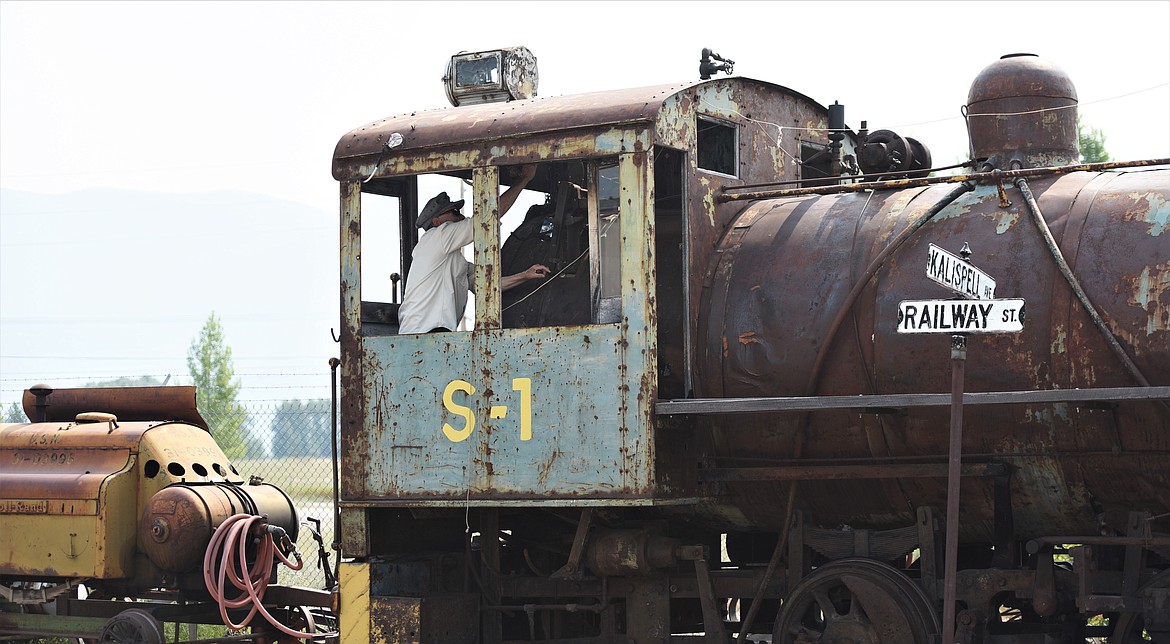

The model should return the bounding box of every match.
[897,298,1025,333]
[927,243,996,299]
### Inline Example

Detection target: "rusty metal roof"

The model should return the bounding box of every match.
[332,81,706,179]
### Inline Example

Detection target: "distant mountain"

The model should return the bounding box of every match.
[0,188,339,404]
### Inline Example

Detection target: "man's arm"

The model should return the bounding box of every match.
[498,164,537,218]
[502,263,550,292]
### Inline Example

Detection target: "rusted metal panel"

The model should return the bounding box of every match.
[0,453,136,578]
[353,127,649,183]
[676,79,846,396]
[339,181,367,502]
[616,152,659,501]
[370,596,420,644]
[21,386,206,429]
[339,507,370,558]
[472,167,501,329]
[356,325,653,501]
[369,595,478,644]
[332,83,698,177]
[1,423,135,503]
[695,168,1170,540]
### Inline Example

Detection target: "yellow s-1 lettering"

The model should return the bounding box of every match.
[440,377,535,442]
[442,379,476,442]
[513,377,532,441]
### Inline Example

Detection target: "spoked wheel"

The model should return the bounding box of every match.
[98,608,164,644]
[773,558,940,643]
[1108,568,1169,643]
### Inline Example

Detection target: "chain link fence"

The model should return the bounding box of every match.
[205,401,339,591]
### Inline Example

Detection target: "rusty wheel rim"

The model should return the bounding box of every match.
[773,558,939,644]
[98,608,164,644]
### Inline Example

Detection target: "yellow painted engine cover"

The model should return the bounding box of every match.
[0,417,242,580]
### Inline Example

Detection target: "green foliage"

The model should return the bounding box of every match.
[85,374,166,387]
[270,398,333,458]
[26,623,236,643]
[1077,117,1111,164]
[3,401,28,423]
[187,312,250,459]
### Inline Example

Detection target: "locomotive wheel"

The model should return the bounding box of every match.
[773,558,940,644]
[1108,612,1144,643]
[98,608,164,644]
[288,605,319,634]
[1108,570,1169,642]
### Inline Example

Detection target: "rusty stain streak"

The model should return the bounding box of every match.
[537,450,560,487]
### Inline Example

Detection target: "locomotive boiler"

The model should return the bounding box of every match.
[0,385,330,642]
[698,157,1170,543]
[326,51,1170,644]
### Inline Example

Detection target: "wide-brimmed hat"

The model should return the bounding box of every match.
[416,192,465,229]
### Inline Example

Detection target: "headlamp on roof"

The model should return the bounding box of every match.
[443,47,538,107]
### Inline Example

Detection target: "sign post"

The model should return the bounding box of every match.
[943,333,966,644]
[897,242,1024,644]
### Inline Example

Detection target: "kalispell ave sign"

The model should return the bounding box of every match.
[897,298,1025,333]
[926,243,996,300]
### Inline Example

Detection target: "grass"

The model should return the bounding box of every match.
[232,456,335,498]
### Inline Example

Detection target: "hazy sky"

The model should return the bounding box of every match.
[1,1,1168,406]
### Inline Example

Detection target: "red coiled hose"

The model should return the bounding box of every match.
[202,513,329,639]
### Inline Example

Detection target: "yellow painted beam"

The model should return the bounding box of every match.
[338,561,371,644]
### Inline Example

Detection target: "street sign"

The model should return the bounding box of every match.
[897,298,1025,334]
[926,243,996,300]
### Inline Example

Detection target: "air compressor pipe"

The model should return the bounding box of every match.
[718,158,1168,202]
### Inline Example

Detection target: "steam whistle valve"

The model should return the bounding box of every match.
[699,48,735,79]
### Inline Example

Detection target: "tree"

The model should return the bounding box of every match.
[3,402,28,423]
[269,399,332,458]
[187,312,250,459]
[1077,117,1111,164]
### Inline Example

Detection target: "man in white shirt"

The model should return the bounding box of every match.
[397,164,550,334]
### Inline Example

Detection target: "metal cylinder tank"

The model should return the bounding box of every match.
[696,168,1170,541]
[966,53,1079,168]
[138,482,298,573]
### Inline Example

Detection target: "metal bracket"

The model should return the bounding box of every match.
[693,555,728,643]
[551,508,593,579]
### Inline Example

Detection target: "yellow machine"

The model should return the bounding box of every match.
[0,385,326,642]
